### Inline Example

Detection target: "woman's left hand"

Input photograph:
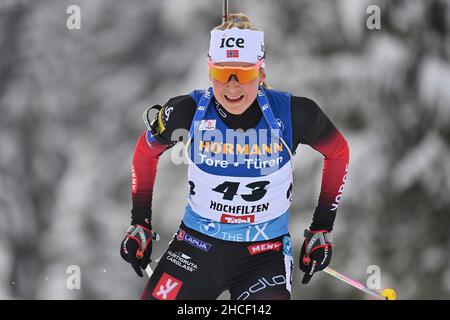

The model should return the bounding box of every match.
[299,229,333,284]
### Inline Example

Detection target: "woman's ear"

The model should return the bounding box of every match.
[260,69,266,83]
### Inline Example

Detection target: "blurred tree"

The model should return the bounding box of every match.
[0,0,448,299]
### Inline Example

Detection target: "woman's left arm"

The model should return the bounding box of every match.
[291,96,350,232]
[291,96,350,284]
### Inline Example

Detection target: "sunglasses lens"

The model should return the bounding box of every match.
[209,68,233,83]
[236,69,260,83]
[209,65,260,84]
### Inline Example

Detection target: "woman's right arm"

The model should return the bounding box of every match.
[130,95,197,227]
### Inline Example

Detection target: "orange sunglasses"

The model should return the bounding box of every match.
[208,59,264,84]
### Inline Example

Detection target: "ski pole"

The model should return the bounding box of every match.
[145,261,158,278]
[323,267,397,300]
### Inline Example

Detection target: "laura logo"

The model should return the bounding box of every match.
[247,241,282,256]
[220,214,255,224]
[152,273,183,300]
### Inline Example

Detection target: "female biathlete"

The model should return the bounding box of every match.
[120,14,349,300]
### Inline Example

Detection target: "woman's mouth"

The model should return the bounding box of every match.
[224,95,244,104]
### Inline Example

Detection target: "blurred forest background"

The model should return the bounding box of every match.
[0,0,449,299]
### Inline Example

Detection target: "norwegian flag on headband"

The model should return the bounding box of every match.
[226,49,239,58]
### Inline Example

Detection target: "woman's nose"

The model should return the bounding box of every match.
[227,75,241,87]
[227,74,239,83]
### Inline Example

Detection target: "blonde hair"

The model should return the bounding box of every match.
[214,13,259,31]
[213,13,269,89]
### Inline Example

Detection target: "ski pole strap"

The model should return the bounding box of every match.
[143,105,162,132]
[304,229,333,256]
[143,104,177,147]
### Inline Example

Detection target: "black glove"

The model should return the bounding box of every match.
[299,229,333,284]
[120,224,155,277]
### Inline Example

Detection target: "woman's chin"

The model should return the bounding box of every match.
[222,103,248,114]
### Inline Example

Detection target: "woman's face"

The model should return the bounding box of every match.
[211,62,266,115]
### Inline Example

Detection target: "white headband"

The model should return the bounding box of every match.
[209,27,265,67]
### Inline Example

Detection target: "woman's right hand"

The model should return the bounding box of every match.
[120,224,155,277]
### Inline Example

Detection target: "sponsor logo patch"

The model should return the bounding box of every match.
[152,273,183,300]
[176,229,212,252]
[282,235,293,256]
[237,275,286,300]
[131,165,137,194]
[247,241,282,256]
[220,213,255,224]
[164,106,173,121]
[166,251,198,273]
[198,119,216,131]
[199,220,220,236]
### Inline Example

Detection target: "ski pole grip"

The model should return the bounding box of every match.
[151,232,160,242]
